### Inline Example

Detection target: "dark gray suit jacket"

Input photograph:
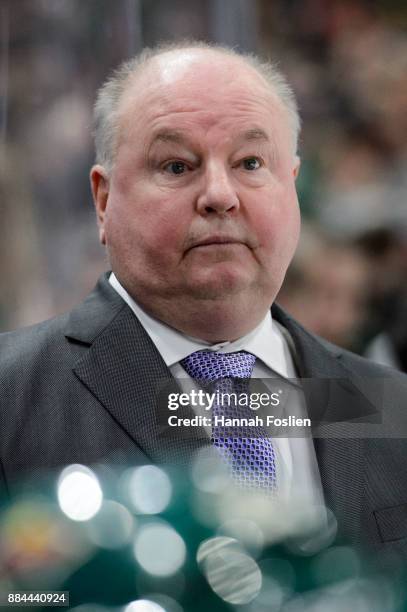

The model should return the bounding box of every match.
[1,273,407,557]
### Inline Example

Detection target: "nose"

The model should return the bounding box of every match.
[196,161,240,215]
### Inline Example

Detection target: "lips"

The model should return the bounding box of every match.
[188,236,245,250]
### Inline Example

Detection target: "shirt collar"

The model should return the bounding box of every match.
[109,272,291,378]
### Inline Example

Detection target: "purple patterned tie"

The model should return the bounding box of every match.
[181,351,277,493]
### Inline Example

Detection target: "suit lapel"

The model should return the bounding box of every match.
[65,274,208,468]
[272,304,367,542]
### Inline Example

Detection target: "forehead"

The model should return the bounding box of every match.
[117,51,288,146]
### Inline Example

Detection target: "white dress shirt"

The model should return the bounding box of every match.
[109,273,325,510]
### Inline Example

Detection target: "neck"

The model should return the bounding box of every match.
[134,293,270,343]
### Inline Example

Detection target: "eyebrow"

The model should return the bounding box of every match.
[239,128,270,143]
[150,130,187,146]
[150,128,270,147]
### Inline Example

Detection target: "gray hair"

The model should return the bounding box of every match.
[93,41,301,173]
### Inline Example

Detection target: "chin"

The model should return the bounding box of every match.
[186,271,254,301]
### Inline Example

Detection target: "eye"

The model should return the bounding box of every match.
[163,161,189,175]
[242,157,261,171]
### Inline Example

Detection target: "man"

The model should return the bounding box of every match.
[1,43,407,556]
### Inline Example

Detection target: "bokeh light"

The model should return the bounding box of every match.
[141,595,183,612]
[214,490,295,545]
[254,558,296,609]
[196,536,242,566]
[126,466,172,515]
[285,506,338,556]
[124,600,166,612]
[57,465,103,521]
[190,490,221,530]
[311,546,361,586]
[217,519,264,557]
[133,522,186,577]
[86,500,135,549]
[214,489,336,551]
[197,536,262,605]
[124,595,183,612]
[278,576,397,612]
[1,498,60,562]
[191,447,230,493]
[0,496,94,581]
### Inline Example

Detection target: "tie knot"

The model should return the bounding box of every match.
[181,350,256,382]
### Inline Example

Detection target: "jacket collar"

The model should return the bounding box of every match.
[272,303,374,541]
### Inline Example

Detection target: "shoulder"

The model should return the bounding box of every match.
[273,301,407,388]
[0,313,70,367]
[320,334,407,385]
[0,313,76,394]
[0,273,126,382]
[303,331,407,412]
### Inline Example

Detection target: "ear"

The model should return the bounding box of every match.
[90,164,110,245]
[293,156,301,179]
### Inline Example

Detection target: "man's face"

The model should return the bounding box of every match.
[92,50,300,336]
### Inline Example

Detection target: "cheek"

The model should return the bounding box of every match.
[105,190,189,262]
[252,185,300,255]
[277,195,301,251]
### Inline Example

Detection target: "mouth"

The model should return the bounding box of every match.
[187,236,246,251]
